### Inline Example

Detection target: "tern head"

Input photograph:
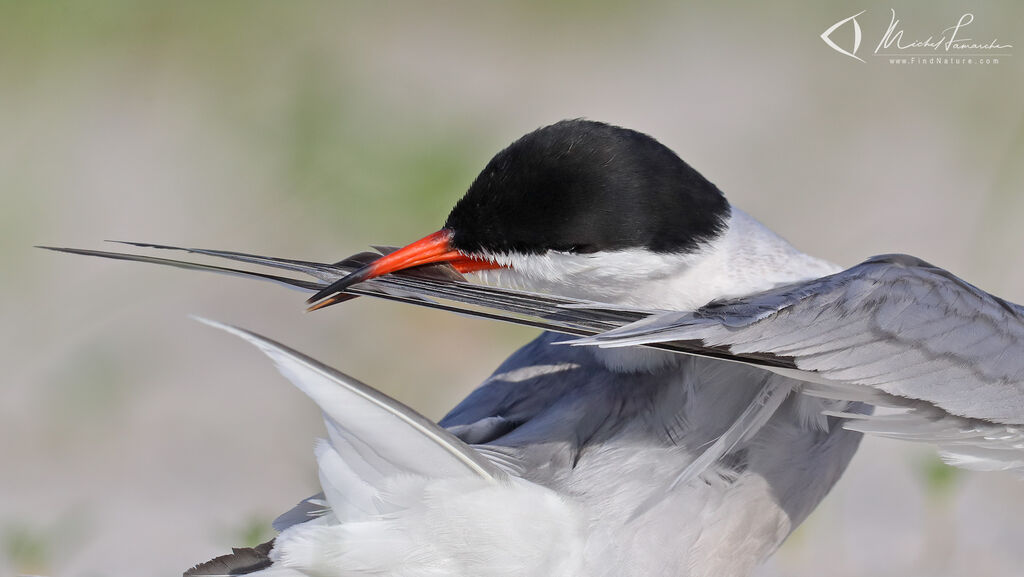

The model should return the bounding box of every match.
[309,119,834,312]
[309,119,741,309]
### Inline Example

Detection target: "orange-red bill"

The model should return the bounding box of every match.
[306,229,503,311]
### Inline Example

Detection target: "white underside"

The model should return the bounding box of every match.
[270,475,586,577]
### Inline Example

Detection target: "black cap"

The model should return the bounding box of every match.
[445,119,730,256]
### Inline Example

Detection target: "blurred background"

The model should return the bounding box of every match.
[3,1,1023,576]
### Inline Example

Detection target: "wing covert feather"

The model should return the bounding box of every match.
[586,255,1024,426]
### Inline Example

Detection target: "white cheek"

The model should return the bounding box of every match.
[469,249,715,311]
[466,208,841,312]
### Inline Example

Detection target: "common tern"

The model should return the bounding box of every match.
[43,119,1024,577]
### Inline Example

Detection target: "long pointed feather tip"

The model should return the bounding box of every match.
[189,316,290,356]
[189,315,264,346]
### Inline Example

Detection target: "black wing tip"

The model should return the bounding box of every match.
[36,242,178,254]
[183,538,275,577]
[35,245,96,255]
[105,239,195,251]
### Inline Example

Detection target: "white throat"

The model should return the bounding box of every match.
[468,207,841,372]
[470,207,840,310]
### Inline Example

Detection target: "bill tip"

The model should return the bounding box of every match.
[306,297,338,312]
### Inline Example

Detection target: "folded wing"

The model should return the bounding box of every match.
[43,245,1024,473]
[579,254,1024,472]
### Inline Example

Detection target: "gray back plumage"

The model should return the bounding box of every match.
[440,331,864,530]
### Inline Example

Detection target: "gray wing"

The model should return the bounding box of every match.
[579,254,1024,472]
[42,244,1024,471]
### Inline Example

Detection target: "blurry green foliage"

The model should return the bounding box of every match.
[279,61,481,238]
[3,523,52,575]
[219,514,275,549]
[2,511,90,576]
[915,454,962,502]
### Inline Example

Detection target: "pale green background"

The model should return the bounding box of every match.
[3,2,1024,576]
